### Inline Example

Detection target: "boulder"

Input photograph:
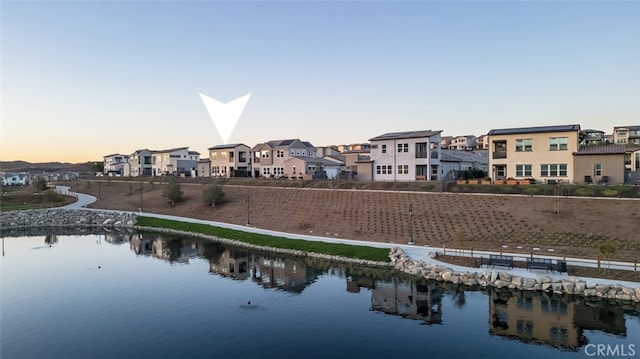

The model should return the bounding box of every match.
[494,280,510,288]
[562,282,575,293]
[575,282,586,293]
[616,294,632,301]
[595,285,611,294]
[542,283,553,291]
[511,276,523,288]
[539,276,552,284]
[490,270,498,283]
[522,279,536,290]
[450,275,460,285]
[498,271,511,282]
[441,271,453,282]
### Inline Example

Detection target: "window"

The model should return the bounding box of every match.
[397,143,408,152]
[515,139,533,152]
[387,165,393,174]
[261,150,270,159]
[221,152,228,159]
[210,152,218,160]
[398,143,403,153]
[276,150,284,158]
[415,142,428,158]
[594,163,602,176]
[262,168,271,175]
[381,166,387,175]
[549,137,568,151]
[493,141,507,159]
[239,152,247,163]
[541,164,567,177]
[376,166,381,175]
[398,165,408,174]
[515,164,532,177]
[382,145,387,154]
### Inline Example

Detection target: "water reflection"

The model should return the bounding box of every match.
[6,229,637,354]
[489,288,626,351]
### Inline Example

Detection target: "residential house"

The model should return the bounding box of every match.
[151,147,200,177]
[336,143,371,152]
[450,135,477,150]
[251,139,317,178]
[124,149,153,177]
[316,146,341,158]
[476,135,489,150]
[341,150,373,181]
[197,159,211,178]
[369,130,442,181]
[573,145,626,185]
[612,125,640,145]
[487,124,581,184]
[284,155,344,179]
[440,150,488,179]
[580,129,606,146]
[207,143,251,177]
[0,172,30,186]
[440,136,453,149]
[103,153,128,176]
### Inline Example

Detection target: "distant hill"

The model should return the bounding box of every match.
[0,161,96,173]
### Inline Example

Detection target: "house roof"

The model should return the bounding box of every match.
[207,143,247,150]
[342,149,370,154]
[324,154,346,163]
[252,139,316,151]
[152,147,189,154]
[103,153,128,158]
[573,145,627,155]
[614,125,640,131]
[488,124,580,136]
[188,151,200,155]
[197,159,211,163]
[440,150,489,163]
[287,156,344,166]
[369,130,442,141]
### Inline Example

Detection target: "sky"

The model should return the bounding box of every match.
[1,1,639,163]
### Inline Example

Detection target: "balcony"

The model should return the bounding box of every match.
[493,152,507,159]
[416,152,428,159]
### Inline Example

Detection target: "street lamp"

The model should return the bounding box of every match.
[139,182,143,212]
[245,195,251,226]
[408,203,414,245]
[98,181,101,200]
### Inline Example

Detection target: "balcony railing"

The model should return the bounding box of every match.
[416,152,428,158]
[430,151,439,159]
[493,152,507,159]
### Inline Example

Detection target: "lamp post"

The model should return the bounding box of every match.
[139,182,143,212]
[245,195,251,226]
[98,181,101,200]
[408,204,414,245]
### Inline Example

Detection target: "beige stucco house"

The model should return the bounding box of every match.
[207,143,251,177]
[573,145,626,185]
[488,125,581,183]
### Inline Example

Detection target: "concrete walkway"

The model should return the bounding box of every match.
[55,186,98,209]
[52,188,639,288]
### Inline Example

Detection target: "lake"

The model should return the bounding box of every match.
[1,229,638,358]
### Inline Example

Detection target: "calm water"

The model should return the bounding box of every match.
[1,229,639,359]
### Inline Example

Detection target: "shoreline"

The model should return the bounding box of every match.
[1,208,639,311]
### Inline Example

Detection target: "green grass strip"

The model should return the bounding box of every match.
[137,216,390,263]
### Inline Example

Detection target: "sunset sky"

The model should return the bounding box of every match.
[1,1,638,163]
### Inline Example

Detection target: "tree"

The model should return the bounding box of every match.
[163,177,183,204]
[203,182,225,206]
[43,190,61,204]
[32,176,48,191]
[597,241,617,273]
[92,161,104,174]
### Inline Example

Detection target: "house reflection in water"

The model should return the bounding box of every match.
[129,234,200,264]
[251,256,318,293]
[488,288,626,351]
[202,242,319,292]
[350,277,443,325]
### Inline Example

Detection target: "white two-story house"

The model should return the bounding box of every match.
[207,143,251,177]
[151,147,200,176]
[124,149,153,177]
[103,154,129,176]
[369,130,442,181]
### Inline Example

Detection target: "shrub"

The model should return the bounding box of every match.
[43,190,62,203]
[163,177,183,204]
[203,183,225,206]
[32,176,48,191]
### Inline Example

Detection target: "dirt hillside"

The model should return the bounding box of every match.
[80,180,640,263]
